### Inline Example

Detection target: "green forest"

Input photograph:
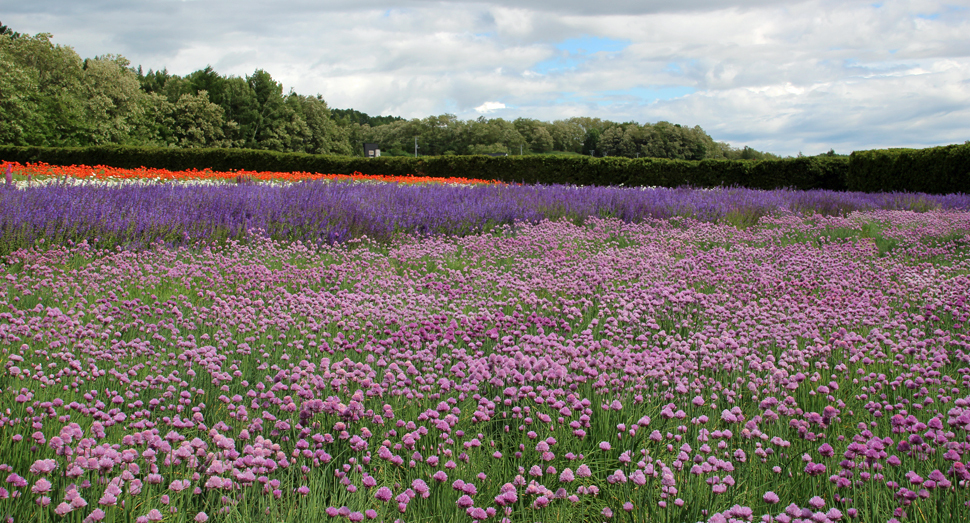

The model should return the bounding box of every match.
[0,25,781,160]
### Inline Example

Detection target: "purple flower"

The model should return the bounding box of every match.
[375,487,393,502]
[763,492,780,504]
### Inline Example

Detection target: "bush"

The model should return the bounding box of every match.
[848,143,970,194]
[0,145,853,190]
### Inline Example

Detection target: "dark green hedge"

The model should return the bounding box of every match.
[847,143,970,194]
[0,145,850,190]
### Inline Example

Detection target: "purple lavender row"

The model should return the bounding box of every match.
[1,182,969,253]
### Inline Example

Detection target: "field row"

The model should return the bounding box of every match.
[2,166,969,257]
[2,210,970,522]
[1,162,498,186]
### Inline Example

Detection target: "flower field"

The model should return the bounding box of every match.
[2,167,970,523]
[2,162,498,186]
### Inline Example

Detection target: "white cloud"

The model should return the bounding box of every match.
[475,101,507,113]
[4,0,970,156]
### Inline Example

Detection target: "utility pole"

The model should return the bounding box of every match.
[520,144,523,156]
[414,137,419,157]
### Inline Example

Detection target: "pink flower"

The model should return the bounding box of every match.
[30,460,57,475]
[55,502,74,516]
[599,441,611,451]
[31,478,52,494]
[375,486,393,502]
[194,513,209,523]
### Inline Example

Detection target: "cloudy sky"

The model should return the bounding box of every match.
[5,0,969,155]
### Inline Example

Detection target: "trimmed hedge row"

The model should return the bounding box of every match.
[0,145,852,191]
[847,143,970,194]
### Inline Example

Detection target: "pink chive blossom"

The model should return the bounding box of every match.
[31,478,52,494]
[375,487,393,502]
[30,460,57,475]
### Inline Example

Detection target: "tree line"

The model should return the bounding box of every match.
[0,26,781,160]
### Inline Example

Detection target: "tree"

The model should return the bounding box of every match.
[0,32,88,145]
[467,143,509,155]
[0,51,41,145]
[598,125,637,157]
[549,119,586,153]
[0,21,20,39]
[293,94,352,155]
[82,54,149,145]
[530,127,554,153]
[582,128,601,156]
[167,90,229,148]
[243,69,286,149]
[186,66,227,105]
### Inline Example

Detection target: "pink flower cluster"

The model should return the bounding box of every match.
[1,211,969,522]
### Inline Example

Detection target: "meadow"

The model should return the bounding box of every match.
[1,163,970,523]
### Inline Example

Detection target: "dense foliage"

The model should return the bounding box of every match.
[0,28,777,160]
[0,145,845,191]
[848,144,970,195]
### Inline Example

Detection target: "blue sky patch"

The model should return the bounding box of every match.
[533,56,586,74]
[555,36,630,55]
[533,36,630,75]
[600,86,696,103]
[554,86,695,107]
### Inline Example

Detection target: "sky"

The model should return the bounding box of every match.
[4,0,969,156]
